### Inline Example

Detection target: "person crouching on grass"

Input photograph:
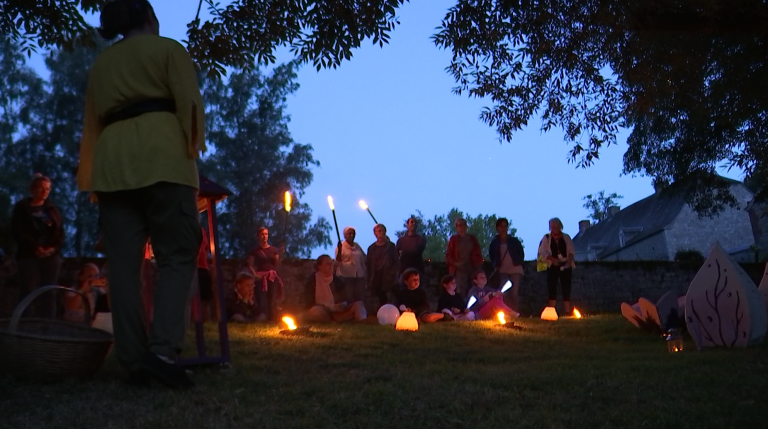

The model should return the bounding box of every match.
[468,271,519,320]
[437,275,475,321]
[304,254,367,323]
[64,263,109,324]
[397,268,445,323]
[226,272,258,323]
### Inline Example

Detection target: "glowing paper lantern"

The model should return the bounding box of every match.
[497,311,506,325]
[685,242,767,349]
[541,306,558,321]
[395,311,419,331]
[377,304,400,325]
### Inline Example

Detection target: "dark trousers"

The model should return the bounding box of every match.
[98,182,201,371]
[547,268,573,301]
[17,255,62,318]
[255,279,278,321]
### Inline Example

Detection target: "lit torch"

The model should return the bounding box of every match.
[282,191,292,242]
[282,316,297,330]
[497,311,507,325]
[358,200,378,224]
[328,196,342,249]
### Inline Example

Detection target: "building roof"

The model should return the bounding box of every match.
[572,191,687,259]
[198,174,233,202]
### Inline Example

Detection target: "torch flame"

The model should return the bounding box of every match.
[282,316,297,330]
[497,311,507,325]
[359,200,368,210]
[573,308,582,319]
[284,191,292,212]
[327,196,335,211]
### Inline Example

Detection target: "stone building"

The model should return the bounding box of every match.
[573,180,758,262]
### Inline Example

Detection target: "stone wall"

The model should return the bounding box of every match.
[665,184,755,260]
[2,257,765,318]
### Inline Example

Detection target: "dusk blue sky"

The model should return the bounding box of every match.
[27,0,740,258]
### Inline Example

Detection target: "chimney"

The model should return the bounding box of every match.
[608,206,620,217]
[578,220,591,234]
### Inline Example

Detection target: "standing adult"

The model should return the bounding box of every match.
[77,0,205,389]
[537,218,576,315]
[246,227,285,322]
[335,227,367,306]
[396,216,427,284]
[446,217,483,295]
[488,218,525,312]
[366,224,399,312]
[12,174,64,318]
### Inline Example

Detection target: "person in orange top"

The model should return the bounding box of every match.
[77,0,204,389]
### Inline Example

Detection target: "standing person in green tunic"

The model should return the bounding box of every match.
[77,0,205,389]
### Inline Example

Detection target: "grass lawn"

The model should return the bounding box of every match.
[1,315,768,429]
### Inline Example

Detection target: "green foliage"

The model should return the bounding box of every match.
[432,0,768,214]
[395,209,520,262]
[200,62,331,258]
[582,191,624,223]
[5,0,409,78]
[674,249,704,268]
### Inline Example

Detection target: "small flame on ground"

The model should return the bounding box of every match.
[359,200,368,210]
[327,196,335,210]
[497,311,506,325]
[284,191,292,212]
[573,308,582,319]
[282,316,297,330]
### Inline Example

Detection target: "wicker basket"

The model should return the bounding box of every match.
[0,285,114,382]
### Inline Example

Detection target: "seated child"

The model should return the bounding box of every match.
[397,268,445,323]
[64,263,108,323]
[304,254,367,323]
[468,270,519,320]
[437,275,475,321]
[226,272,259,323]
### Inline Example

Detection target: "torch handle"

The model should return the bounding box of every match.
[331,209,342,246]
[366,208,378,224]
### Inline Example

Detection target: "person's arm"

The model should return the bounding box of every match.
[488,237,498,267]
[246,254,263,280]
[418,235,427,254]
[77,76,104,191]
[414,289,431,315]
[389,243,400,277]
[304,275,316,310]
[471,235,484,268]
[445,236,456,273]
[47,205,65,254]
[437,293,449,312]
[540,235,557,265]
[167,41,206,158]
[565,234,576,265]
[514,237,525,265]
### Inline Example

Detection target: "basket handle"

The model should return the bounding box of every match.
[9,285,92,334]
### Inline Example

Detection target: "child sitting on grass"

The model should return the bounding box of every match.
[467,270,519,320]
[226,272,259,323]
[437,275,475,321]
[397,268,445,323]
[64,263,108,323]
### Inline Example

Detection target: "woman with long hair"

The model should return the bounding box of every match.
[77,0,205,389]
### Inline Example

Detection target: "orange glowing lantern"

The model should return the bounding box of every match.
[541,306,559,321]
[282,316,297,330]
[573,308,582,319]
[395,312,419,331]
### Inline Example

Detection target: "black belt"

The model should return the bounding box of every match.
[101,98,176,127]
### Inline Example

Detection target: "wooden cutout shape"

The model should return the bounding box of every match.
[655,291,679,330]
[638,297,662,331]
[685,242,768,349]
[621,302,642,328]
[759,263,768,313]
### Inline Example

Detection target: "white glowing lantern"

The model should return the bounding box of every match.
[541,306,559,321]
[377,304,400,325]
[395,312,419,331]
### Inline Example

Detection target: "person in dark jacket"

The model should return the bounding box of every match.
[488,218,525,312]
[367,224,400,313]
[397,269,445,323]
[437,275,475,321]
[11,174,64,318]
[304,254,366,323]
[396,216,427,275]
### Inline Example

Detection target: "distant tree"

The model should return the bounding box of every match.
[582,191,624,223]
[396,209,520,262]
[200,62,331,258]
